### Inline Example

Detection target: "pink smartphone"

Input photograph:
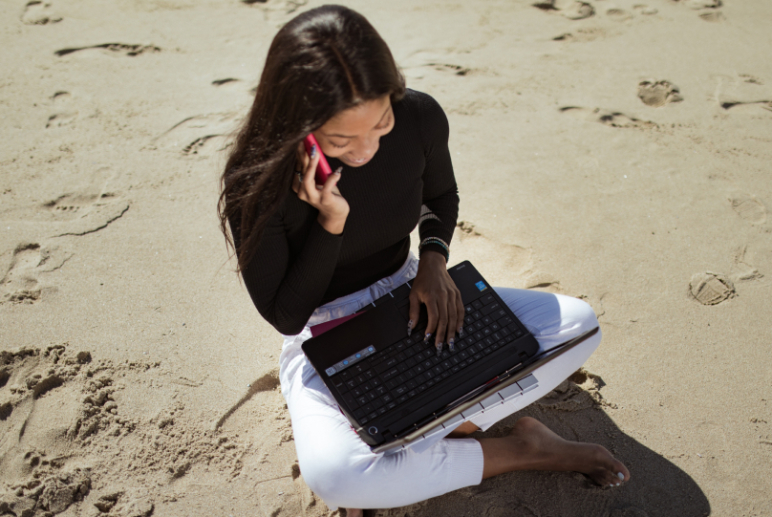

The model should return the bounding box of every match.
[303,134,333,185]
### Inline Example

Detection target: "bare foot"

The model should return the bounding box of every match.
[447,420,481,438]
[479,417,630,487]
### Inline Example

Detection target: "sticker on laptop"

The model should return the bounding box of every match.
[475,281,488,292]
[326,345,376,377]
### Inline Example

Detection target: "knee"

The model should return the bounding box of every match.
[559,294,600,332]
[297,445,370,506]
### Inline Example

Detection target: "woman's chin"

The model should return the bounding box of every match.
[340,156,373,168]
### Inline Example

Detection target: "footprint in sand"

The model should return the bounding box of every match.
[150,112,240,156]
[54,43,160,58]
[426,63,473,76]
[534,0,594,20]
[720,99,772,113]
[537,368,609,411]
[21,1,61,25]
[1,182,130,237]
[0,243,72,304]
[553,28,607,42]
[606,8,633,22]
[637,80,683,107]
[559,106,657,129]
[699,11,725,22]
[44,192,130,237]
[45,111,77,128]
[45,90,78,128]
[730,245,763,282]
[633,4,658,15]
[212,77,241,87]
[739,74,764,85]
[684,0,722,9]
[561,1,595,20]
[728,193,767,225]
[689,272,735,305]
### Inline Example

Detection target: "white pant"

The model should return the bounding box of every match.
[279,254,602,510]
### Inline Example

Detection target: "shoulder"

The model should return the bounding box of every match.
[397,89,447,121]
[395,89,449,146]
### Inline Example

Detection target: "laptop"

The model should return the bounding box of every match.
[302,261,598,454]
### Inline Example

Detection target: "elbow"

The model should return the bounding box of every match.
[274,320,307,336]
[262,308,308,336]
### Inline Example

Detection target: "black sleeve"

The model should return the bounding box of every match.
[232,208,343,335]
[413,92,459,258]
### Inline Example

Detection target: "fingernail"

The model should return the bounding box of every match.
[435,342,443,356]
[424,333,432,344]
[617,472,624,480]
[334,166,342,175]
[448,338,455,352]
[457,327,464,336]
[407,320,414,336]
[310,144,317,158]
[615,483,620,487]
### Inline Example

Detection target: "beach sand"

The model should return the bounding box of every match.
[1,0,771,515]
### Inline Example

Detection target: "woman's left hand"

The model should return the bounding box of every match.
[408,251,465,353]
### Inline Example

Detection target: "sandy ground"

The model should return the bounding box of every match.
[2,0,771,515]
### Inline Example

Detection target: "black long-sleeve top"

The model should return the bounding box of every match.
[234,89,459,335]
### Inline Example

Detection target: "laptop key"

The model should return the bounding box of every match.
[481,294,495,305]
[343,393,359,409]
[482,303,500,316]
[383,368,399,380]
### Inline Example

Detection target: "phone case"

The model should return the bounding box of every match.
[303,134,333,185]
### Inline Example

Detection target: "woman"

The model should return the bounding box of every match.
[218,5,629,515]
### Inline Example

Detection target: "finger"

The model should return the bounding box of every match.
[320,167,343,198]
[423,298,438,347]
[408,290,420,337]
[447,291,460,352]
[302,145,321,196]
[433,293,448,352]
[456,289,465,335]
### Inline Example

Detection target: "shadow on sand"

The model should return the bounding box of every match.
[376,377,711,517]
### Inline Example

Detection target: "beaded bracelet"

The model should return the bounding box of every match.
[419,236,450,263]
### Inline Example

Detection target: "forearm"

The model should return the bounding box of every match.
[242,219,343,335]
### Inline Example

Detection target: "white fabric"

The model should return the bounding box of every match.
[278,253,602,509]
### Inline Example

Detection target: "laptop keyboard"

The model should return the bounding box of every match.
[329,293,528,425]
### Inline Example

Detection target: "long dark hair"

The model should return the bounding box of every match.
[218,5,405,272]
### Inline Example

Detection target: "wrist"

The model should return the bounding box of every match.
[418,250,446,267]
[418,237,450,263]
[317,213,346,235]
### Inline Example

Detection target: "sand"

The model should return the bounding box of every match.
[1,0,770,515]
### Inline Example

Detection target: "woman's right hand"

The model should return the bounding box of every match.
[293,141,349,235]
